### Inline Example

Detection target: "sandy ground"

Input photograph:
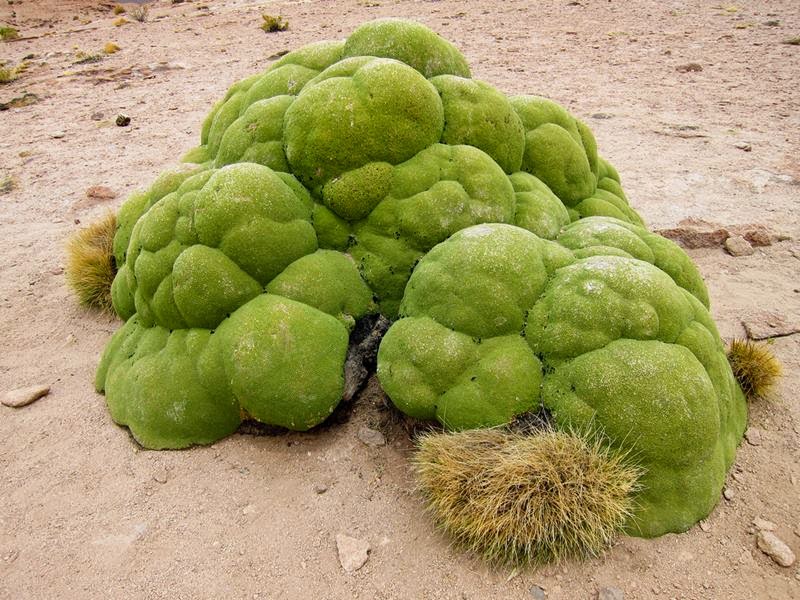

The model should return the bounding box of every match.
[1,1,799,598]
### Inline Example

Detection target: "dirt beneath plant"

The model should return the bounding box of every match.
[1,1,798,598]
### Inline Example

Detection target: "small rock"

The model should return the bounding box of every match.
[591,113,614,120]
[699,520,712,532]
[90,111,104,121]
[734,142,752,152]
[597,587,624,600]
[529,584,547,599]
[313,483,328,494]
[153,468,168,484]
[656,217,729,249]
[723,487,735,501]
[335,534,370,573]
[676,62,703,73]
[742,311,800,340]
[752,518,777,532]
[724,235,754,257]
[745,427,762,446]
[86,185,117,200]
[116,113,131,127]
[50,131,66,139]
[1,384,50,408]
[757,531,796,567]
[357,426,386,447]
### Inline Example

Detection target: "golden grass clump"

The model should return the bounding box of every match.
[727,338,782,400]
[413,427,642,566]
[66,212,118,313]
[261,15,288,33]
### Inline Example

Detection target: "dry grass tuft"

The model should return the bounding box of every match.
[112,4,126,15]
[261,14,288,33]
[0,26,19,41]
[129,5,149,23]
[65,212,118,313]
[727,338,782,400]
[413,427,642,566]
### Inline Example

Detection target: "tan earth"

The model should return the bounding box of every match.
[1,1,799,598]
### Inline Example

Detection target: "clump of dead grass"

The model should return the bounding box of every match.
[66,212,118,313]
[261,15,288,33]
[727,338,782,400]
[413,427,641,566]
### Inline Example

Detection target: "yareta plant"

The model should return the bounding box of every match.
[68,18,748,543]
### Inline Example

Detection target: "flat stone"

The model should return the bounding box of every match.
[676,62,703,72]
[742,312,800,340]
[153,468,168,484]
[723,487,735,501]
[597,587,624,600]
[50,131,65,139]
[757,531,796,567]
[734,142,752,152]
[745,427,762,446]
[357,426,386,447]
[753,517,777,532]
[313,483,328,494]
[529,584,547,599]
[724,235,754,257]
[1,384,50,408]
[336,534,370,573]
[656,218,729,249]
[699,520,712,532]
[85,185,117,200]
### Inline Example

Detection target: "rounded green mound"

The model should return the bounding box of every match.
[85,17,748,541]
[377,222,746,537]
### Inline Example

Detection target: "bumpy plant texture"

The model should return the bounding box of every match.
[91,18,747,537]
[414,428,641,565]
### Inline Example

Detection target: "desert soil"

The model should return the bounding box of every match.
[1,1,798,598]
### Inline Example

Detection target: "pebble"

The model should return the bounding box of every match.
[745,427,762,446]
[597,587,624,600]
[335,534,370,573]
[757,531,796,567]
[724,235,754,257]
[529,585,546,599]
[50,131,65,139]
[85,185,117,200]
[1,384,50,408]
[313,483,328,494]
[752,517,777,532]
[699,520,711,532]
[734,142,752,152]
[357,426,386,447]
[153,468,168,484]
[115,113,131,127]
[723,487,735,501]
[676,62,703,73]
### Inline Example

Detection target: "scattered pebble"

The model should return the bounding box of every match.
[90,111,104,121]
[757,531,796,567]
[357,426,386,447]
[597,587,624,600]
[1,384,50,408]
[591,113,614,120]
[313,483,328,494]
[699,520,712,532]
[734,142,752,152]
[745,427,762,446]
[85,185,117,200]
[752,518,777,532]
[724,235,754,257]
[723,487,735,501]
[153,468,168,484]
[116,113,131,127]
[335,533,370,573]
[742,311,800,340]
[529,584,547,599]
[50,131,66,139]
[676,62,703,73]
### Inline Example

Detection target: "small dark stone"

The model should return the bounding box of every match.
[529,584,547,599]
[116,113,131,127]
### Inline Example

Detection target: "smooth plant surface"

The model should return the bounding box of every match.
[75,18,750,538]
[413,428,642,565]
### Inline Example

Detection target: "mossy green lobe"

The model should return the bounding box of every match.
[215,295,348,430]
[525,255,695,360]
[284,58,444,189]
[541,339,726,537]
[266,250,374,330]
[343,18,470,78]
[377,316,541,428]
[431,75,525,174]
[509,172,571,239]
